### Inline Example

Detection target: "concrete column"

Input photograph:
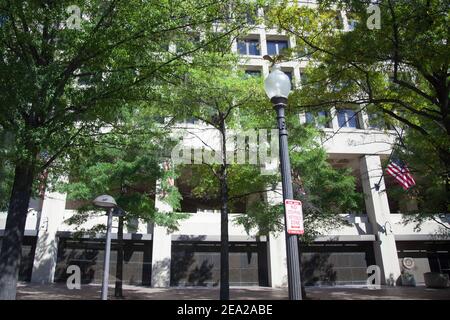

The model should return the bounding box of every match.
[31,190,67,283]
[293,64,301,89]
[266,183,288,287]
[262,63,270,78]
[151,180,173,288]
[360,108,370,130]
[267,232,288,287]
[330,106,339,131]
[231,36,238,54]
[360,155,401,285]
[259,29,267,57]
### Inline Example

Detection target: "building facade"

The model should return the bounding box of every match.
[1,4,449,289]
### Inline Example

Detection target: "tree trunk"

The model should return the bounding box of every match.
[442,155,450,212]
[219,119,229,300]
[114,216,124,298]
[0,161,36,300]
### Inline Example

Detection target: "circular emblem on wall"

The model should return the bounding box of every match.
[403,257,415,269]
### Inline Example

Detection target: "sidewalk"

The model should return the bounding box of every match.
[16,282,450,300]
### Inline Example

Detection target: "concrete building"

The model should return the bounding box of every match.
[1,4,449,289]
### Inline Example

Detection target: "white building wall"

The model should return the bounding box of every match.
[391,214,450,239]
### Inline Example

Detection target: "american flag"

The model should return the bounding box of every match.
[386,158,416,190]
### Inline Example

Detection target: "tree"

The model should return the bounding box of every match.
[166,51,362,297]
[166,53,271,299]
[0,129,14,211]
[0,0,253,299]
[267,0,449,213]
[236,121,363,242]
[55,105,184,297]
[56,107,185,233]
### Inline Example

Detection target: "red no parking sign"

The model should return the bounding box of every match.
[285,199,304,235]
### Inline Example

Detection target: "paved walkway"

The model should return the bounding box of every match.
[16,282,450,300]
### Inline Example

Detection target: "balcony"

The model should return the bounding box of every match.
[321,128,395,156]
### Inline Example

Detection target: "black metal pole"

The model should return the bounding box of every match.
[114,215,124,298]
[272,96,303,300]
[101,208,113,300]
[219,119,230,300]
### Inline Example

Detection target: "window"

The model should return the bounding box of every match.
[300,72,308,86]
[331,80,351,92]
[348,19,358,31]
[337,109,360,128]
[305,110,331,128]
[154,116,166,124]
[282,70,294,87]
[301,45,313,58]
[245,7,259,25]
[176,33,201,53]
[267,40,288,55]
[245,69,262,78]
[237,39,260,55]
[184,117,197,124]
[158,39,171,52]
[367,112,392,130]
[0,15,7,27]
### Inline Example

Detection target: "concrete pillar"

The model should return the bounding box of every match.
[262,63,270,78]
[266,183,288,287]
[293,64,301,89]
[151,180,173,288]
[259,29,267,57]
[330,106,339,131]
[267,232,288,287]
[360,155,401,285]
[360,108,370,130]
[31,190,67,283]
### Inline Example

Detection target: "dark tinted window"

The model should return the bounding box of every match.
[337,109,360,128]
[245,70,261,78]
[267,40,288,55]
[305,111,330,128]
[237,39,260,55]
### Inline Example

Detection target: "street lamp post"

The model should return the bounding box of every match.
[264,64,303,300]
[102,207,113,300]
[93,194,117,301]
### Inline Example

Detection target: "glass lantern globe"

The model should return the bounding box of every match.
[93,194,117,208]
[264,64,292,99]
